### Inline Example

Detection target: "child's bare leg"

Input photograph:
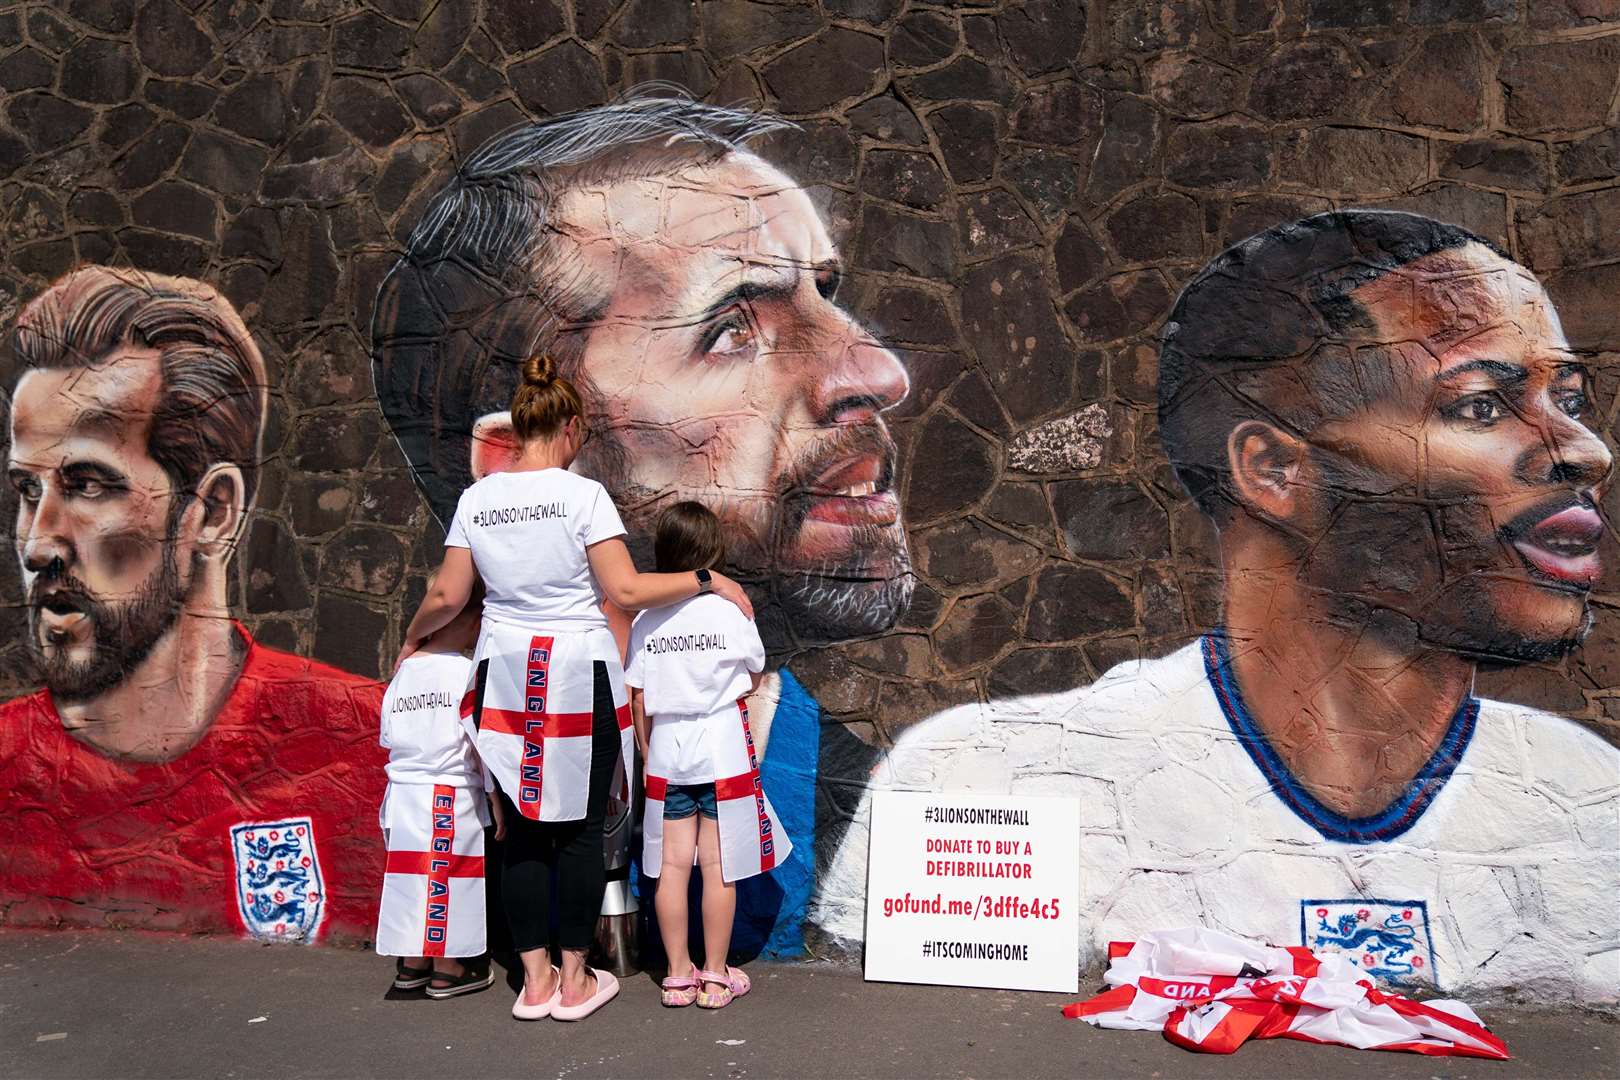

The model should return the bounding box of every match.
[696,815,735,977]
[432,957,465,976]
[657,815,700,978]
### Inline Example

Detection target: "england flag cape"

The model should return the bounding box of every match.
[462,621,632,823]
[375,784,488,958]
[1063,928,1509,1059]
[643,699,790,883]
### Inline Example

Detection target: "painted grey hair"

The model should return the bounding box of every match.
[405,86,798,278]
[372,88,797,528]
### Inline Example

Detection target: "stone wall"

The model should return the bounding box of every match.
[6,0,1617,728]
[1,0,1617,990]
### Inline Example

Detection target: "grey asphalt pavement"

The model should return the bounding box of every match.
[0,929,1614,1079]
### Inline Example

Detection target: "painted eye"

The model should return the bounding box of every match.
[816,268,842,301]
[711,325,752,353]
[1555,389,1588,419]
[9,474,41,502]
[1446,394,1506,424]
[703,313,758,360]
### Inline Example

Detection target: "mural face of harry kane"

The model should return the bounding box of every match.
[5,267,265,761]
[373,97,914,643]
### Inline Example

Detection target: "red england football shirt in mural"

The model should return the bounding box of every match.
[0,625,386,943]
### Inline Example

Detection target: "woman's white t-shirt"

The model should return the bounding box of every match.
[444,469,626,630]
[624,594,766,784]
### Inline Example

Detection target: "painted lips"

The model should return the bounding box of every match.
[801,452,900,528]
[1510,503,1604,588]
[33,589,92,642]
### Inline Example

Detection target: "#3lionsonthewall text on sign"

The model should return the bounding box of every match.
[863,791,1080,993]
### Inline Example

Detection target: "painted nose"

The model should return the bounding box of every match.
[21,487,73,576]
[814,330,910,424]
[1544,411,1614,490]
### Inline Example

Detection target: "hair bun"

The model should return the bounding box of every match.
[521,353,557,387]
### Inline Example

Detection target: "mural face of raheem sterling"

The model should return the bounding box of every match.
[1161,213,1613,666]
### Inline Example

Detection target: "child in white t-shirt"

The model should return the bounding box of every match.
[626,503,790,1011]
[376,591,504,999]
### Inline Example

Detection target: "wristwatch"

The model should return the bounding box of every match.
[695,568,713,594]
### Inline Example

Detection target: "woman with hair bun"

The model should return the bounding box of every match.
[396,354,755,1023]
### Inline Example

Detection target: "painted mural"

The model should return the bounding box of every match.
[0,267,384,940]
[0,0,1617,1004]
[372,97,916,955]
[815,210,1620,1002]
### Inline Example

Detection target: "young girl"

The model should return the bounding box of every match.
[625,502,791,1010]
[376,591,504,998]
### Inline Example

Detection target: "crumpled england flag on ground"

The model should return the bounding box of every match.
[1063,928,1509,1060]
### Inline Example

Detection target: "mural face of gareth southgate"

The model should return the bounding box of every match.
[372,96,914,645]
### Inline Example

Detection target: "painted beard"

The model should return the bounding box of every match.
[26,542,189,704]
[1301,457,1598,666]
[772,541,915,641]
[1421,573,1593,664]
[1421,490,1601,665]
[586,421,915,643]
[769,417,915,641]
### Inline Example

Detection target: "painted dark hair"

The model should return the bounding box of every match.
[9,265,268,508]
[371,88,796,527]
[653,500,726,574]
[1158,209,1503,516]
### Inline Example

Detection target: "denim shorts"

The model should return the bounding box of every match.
[662,783,718,820]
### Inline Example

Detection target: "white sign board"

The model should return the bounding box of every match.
[862,790,1080,993]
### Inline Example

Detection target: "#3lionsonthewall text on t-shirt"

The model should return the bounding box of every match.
[625,595,765,717]
[444,468,626,630]
[380,650,482,787]
[624,594,766,784]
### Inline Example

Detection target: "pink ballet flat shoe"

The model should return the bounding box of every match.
[552,968,619,1021]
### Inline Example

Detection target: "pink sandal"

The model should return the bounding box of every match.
[696,966,751,1009]
[661,973,699,1007]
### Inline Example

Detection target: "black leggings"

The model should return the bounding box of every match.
[485,660,619,954]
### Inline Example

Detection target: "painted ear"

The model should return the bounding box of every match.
[470,411,519,480]
[1227,419,1307,523]
[189,463,249,556]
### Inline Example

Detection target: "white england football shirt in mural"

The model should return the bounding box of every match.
[814,635,1620,1003]
[444,468,626,629]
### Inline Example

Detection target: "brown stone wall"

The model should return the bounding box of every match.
[2,0,1618,948]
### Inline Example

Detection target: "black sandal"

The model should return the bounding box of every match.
[424,964,496,999]
[393,959,432,990]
